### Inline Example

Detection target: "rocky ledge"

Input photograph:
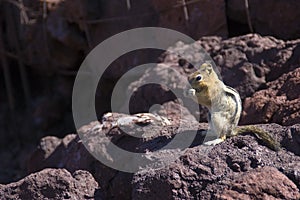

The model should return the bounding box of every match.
[2,107,299,199]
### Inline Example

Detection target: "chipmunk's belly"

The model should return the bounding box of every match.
[211,95,238,133]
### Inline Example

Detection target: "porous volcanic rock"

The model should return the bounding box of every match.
[28,131,121,199]
[28,108,201,199]
[218,166,300,200]
[27,110,300,199]
[28,134,77,173]
[132,129,300,199]
[0,168,100,200]
[241,67,300,126]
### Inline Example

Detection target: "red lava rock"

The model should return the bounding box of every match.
[27,112,300,199]
[27,134,77,173]
[0,168,100,200]
[241,68,300,126]
[132,132,300,199]
[219,166,300,200]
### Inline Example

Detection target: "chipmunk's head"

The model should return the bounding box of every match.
[188,63,214,92]
[185,63,215,107]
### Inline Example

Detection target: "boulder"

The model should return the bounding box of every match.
[0,168,100,200]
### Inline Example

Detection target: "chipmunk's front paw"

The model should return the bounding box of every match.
[203,138,224,146]
[184,88,196,97]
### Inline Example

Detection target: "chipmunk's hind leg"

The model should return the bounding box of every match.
[203,138,225,146]
[202,113,228,146]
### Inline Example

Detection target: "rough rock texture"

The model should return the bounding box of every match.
[227,0,300,40]
[218,166,300,200]
[28,134,77,173]
[27,106,201,199]
[26,110,300,199]
[241,67,300,126]
[0,168,100,200]
[132,132,300,199]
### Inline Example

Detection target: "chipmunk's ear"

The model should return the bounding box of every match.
[206,63,213,74]
[200,63,213,74]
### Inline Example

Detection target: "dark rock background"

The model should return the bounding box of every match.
[0,0,300,199]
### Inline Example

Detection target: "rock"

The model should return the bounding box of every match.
[27,110,201,199]
[132,130,300,199]
[28,112,300,199]
[0,168,100,200]
[241,68,300,126]
[218,166,300,200]
[227,0,300,40]
[27,111,200,199]
[282,124,300,157]
[28,134,77,173]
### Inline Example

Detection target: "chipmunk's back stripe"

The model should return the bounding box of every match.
[224,86,242,123]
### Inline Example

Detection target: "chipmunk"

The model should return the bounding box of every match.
[185,63,280,151]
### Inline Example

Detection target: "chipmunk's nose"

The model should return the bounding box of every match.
[188,77,194,85]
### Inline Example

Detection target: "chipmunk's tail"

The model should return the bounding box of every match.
[235,125,280,151]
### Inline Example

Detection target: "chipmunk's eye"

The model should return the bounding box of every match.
[195,75,202,81]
